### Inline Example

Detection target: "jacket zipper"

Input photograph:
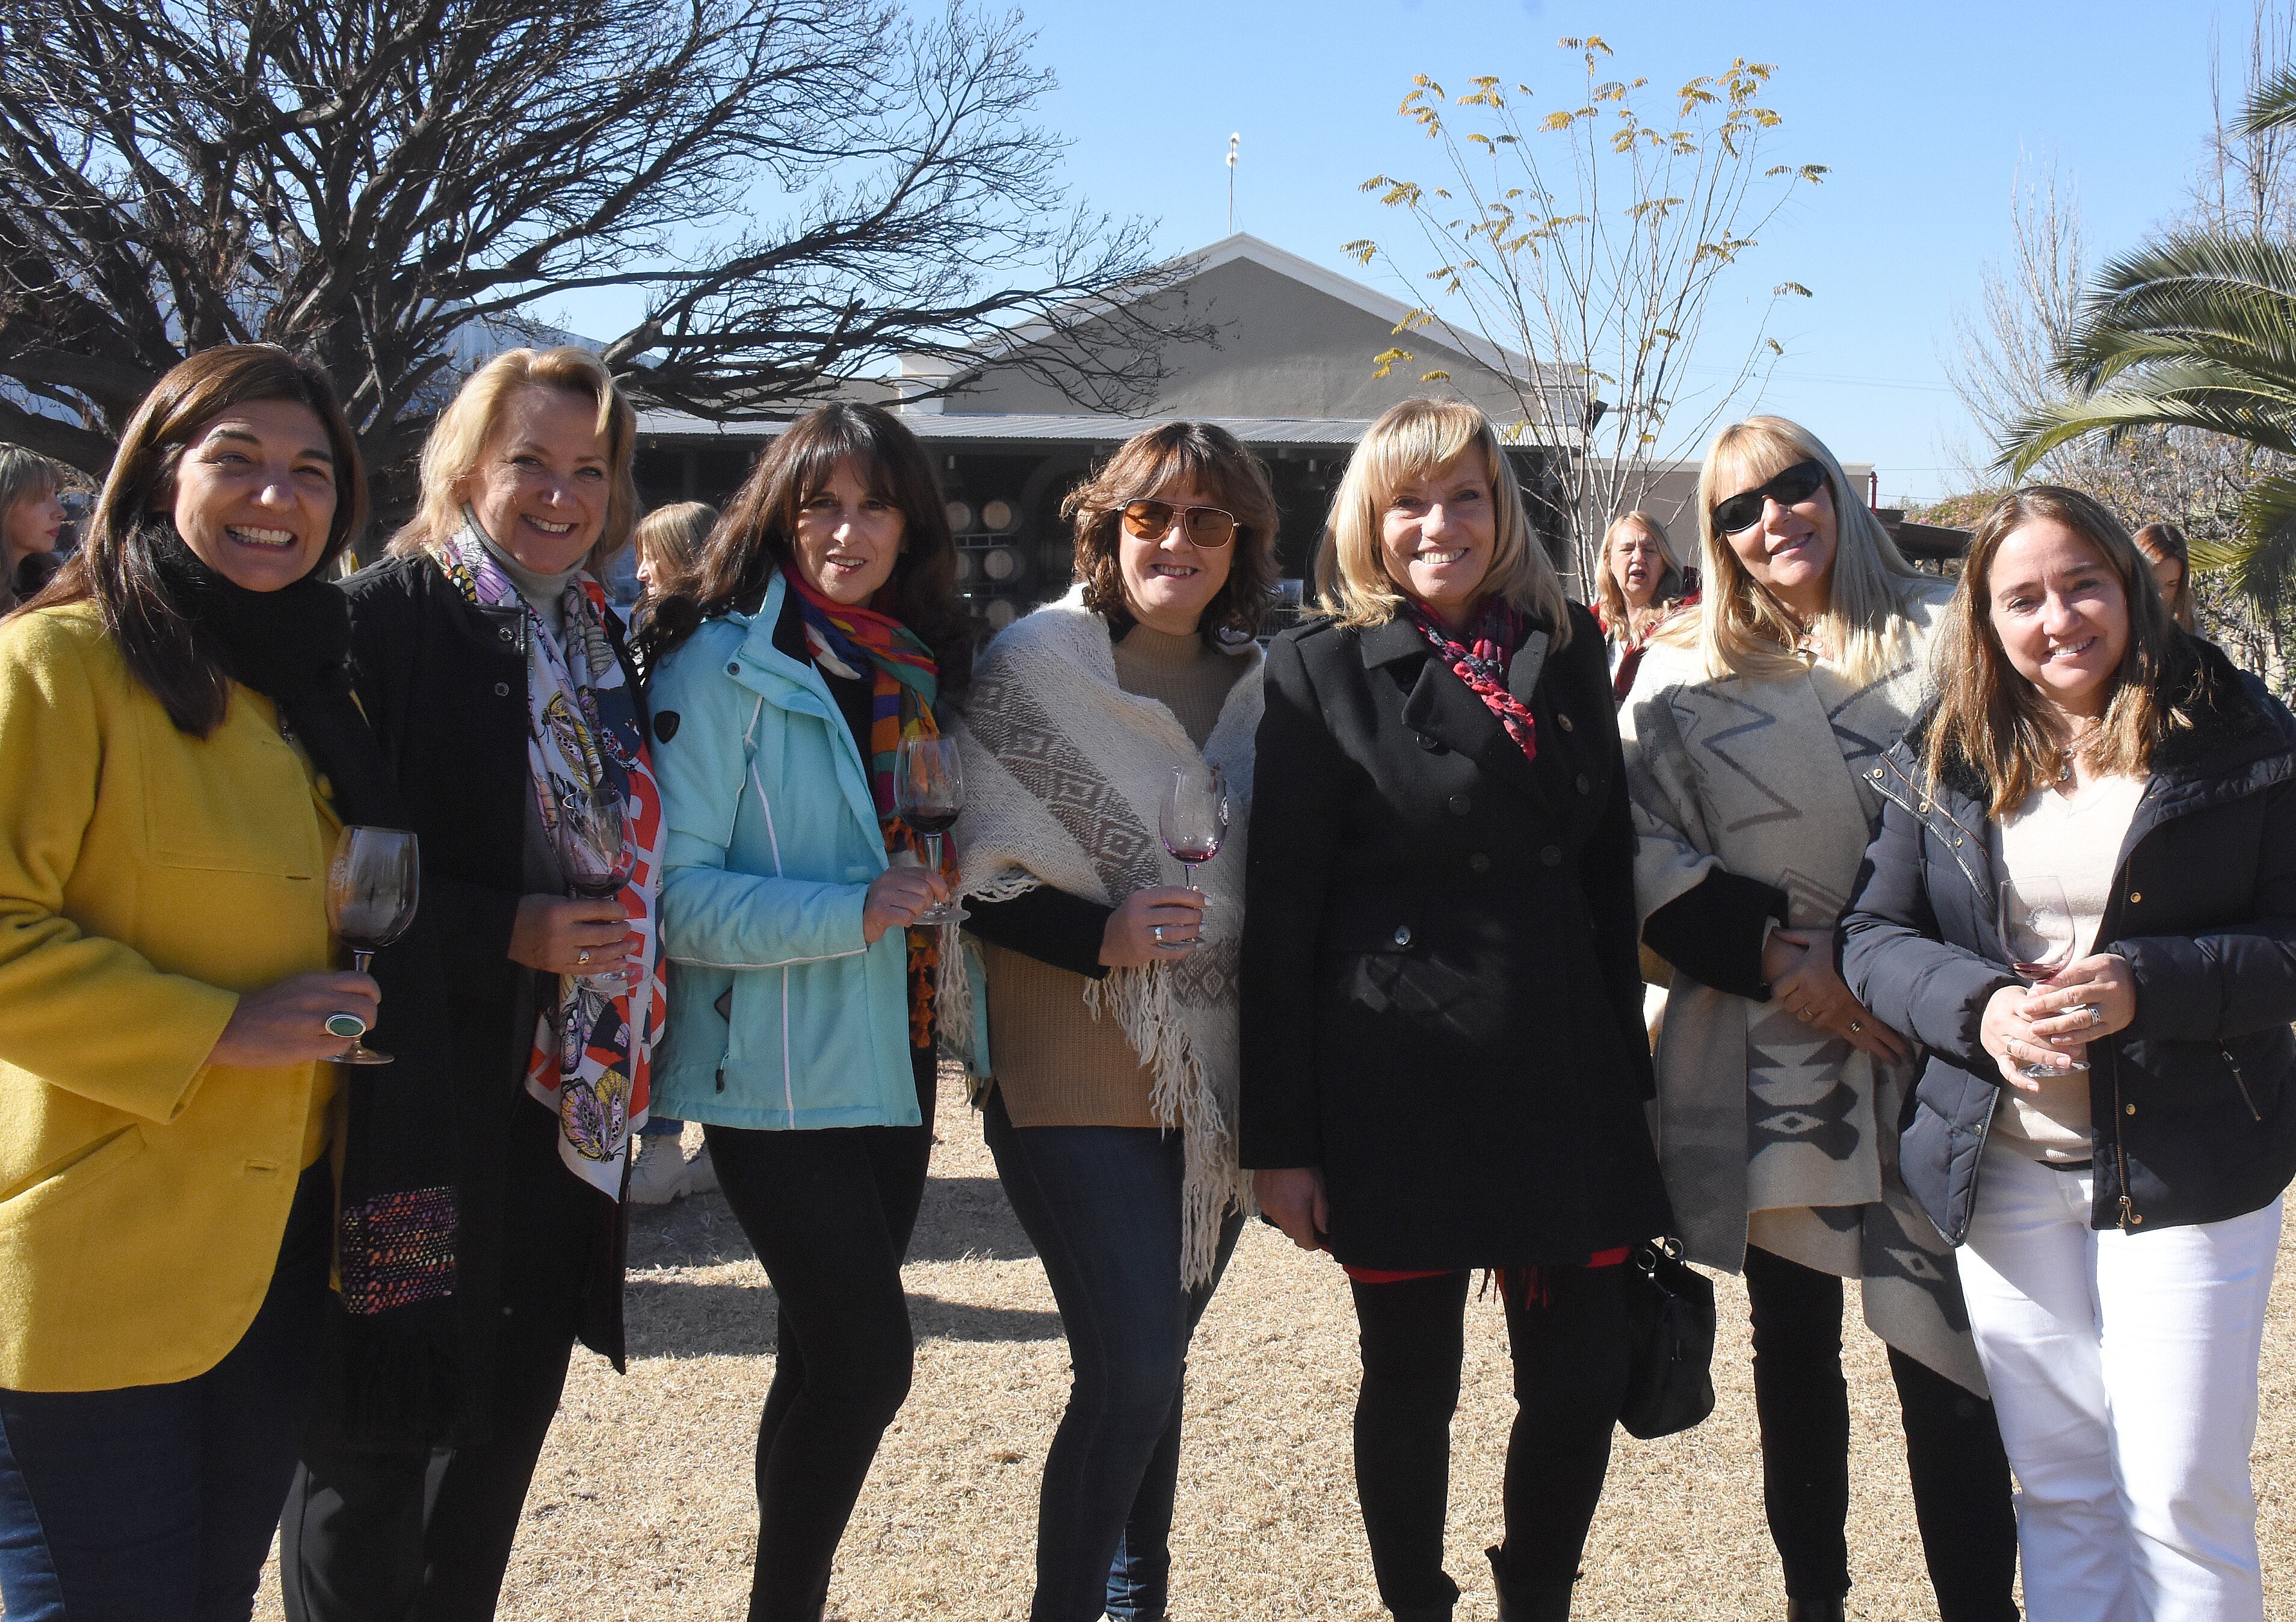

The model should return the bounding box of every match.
[2107,1040,2137,1229]
[2223,1044,2264,1121]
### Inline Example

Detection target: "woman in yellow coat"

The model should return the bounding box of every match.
[0,347,458,1622]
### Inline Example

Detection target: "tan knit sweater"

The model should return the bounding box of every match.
[984,621,1246,1127]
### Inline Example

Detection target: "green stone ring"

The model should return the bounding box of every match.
[325,1012,369,1041]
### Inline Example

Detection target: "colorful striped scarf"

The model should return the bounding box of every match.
[1410,596,1538,764]
[785,571,949,1044]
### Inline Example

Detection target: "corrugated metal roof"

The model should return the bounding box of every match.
[635,409,1383,446]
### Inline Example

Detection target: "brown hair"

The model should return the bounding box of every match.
[388,347,638,574]
[633,502,720,600]
[1063,422,1281,644]
[1594,510,1690,632]
[34,345,366,734]
[1928,486,2180,815]
[2132,521,2196,632]
[644,403,977,686]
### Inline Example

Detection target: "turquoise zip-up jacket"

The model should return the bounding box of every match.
[648,570,921,1130]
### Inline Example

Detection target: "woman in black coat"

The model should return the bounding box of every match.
[1841,486,2296,1622]
[282,347,658,1622]
[1241,398,1671,1622]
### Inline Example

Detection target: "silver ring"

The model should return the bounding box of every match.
[578,950,591,966]
[325,1011,368,1041]
[2081,1003,2103,1028]
[1152,925,1165,943]
[1849,1019,1864,1034]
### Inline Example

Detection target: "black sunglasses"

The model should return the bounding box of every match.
[1119,499,1237,549]
[1711,460,1827,536]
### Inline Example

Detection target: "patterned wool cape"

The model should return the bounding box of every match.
[1621,578,1990,1396]
[943,589,1261,1287]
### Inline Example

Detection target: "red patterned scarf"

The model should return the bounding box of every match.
[1409,597,1538,763]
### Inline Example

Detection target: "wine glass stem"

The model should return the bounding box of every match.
[922,831,945,875]
[352,949,373,975]
[1183,863,1200,893]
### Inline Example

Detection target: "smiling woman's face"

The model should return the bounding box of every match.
[1987,516,2131,721]
[461,385,611,575]
[791,458,904,607]
[1378,454,1496,628]
[165,398,339,593]
[1716,458,1836,618]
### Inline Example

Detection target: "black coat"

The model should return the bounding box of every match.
[1841,637,2296,1243]
[1238,602,1672,1269]
[338,552,640,1417]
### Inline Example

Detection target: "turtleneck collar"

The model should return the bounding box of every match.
[466,508,582,646]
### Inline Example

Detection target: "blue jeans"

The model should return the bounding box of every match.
[0,1159,332,1622]
[982,1088,1242,1622]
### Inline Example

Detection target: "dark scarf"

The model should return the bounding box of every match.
[1409,596,1538,763]
[146,522,464,1449]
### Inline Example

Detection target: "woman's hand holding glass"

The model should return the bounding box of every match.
[1762,925,1910,1064]
[861,866,950,945]
[1983,953,2136,1089]
[1099,886,1205,968]
[509,894,632,977]
[209,972,382,1068]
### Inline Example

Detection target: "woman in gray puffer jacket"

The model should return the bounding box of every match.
[1841,486,2296,1622]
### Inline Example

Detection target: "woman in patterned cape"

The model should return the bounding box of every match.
[1620,415,2016,1622]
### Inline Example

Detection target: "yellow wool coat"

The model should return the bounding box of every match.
[0,600,338,1392]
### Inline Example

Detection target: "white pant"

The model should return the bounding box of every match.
[1957,1141,2283,1622]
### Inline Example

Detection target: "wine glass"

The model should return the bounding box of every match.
[1996,875,2088,1079]
[325,825,419,1065]
[1161,763,1229,892]
[894,735,967,926]
[558,776,637,993]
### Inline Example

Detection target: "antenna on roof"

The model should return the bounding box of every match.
[1227,133,1240,235]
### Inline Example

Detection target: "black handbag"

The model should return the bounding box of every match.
[1618,1237,1718,1440]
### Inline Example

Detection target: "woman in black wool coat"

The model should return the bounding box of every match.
[1241,397,1671,1622]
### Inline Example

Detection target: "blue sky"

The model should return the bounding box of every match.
[1007,0,2255,502]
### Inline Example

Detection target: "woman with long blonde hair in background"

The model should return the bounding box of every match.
[1594,508,1696,702]
[1619,416,2017,1621]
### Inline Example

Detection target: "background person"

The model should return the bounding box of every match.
[1242,397,1672,1622]
[1843,486,2296,1622]
[1594,508,1696,702]
[1618,416,2016,1622]
[0,345,457,1621]
[627,499,723,1204]
[0,443,69,614]
[947,422,1275,1622]
[283,346,663,1622]
[2131,520,2196,632]
[646,401,972,1622]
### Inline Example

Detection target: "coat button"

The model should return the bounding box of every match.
[1416,732,1443,751]
[1575,773,1591,795]
[2131,1212,2144,1224]
[2129,891,2143,904]
[2126,1103,2137,1115]
[727,662,741,676]
[1469,853,1492,874]
[1558,714,1575,732]
[1871,767,1884,779]
[1540,845,1563,866]
[1392,925,1413,947]
[493,682,510,697]
[498,626,515,643]
[1446,793,1471,816]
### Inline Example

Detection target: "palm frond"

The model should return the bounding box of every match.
[2240,66,2296,135]
[2218,473,2296,603]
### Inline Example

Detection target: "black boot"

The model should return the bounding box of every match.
[1785,1597,1848,1622]
[1486,1545,1573,1622]
[1390,1608,1454,1622]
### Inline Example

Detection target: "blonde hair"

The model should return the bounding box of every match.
[1685,415,1922,684]
[1315,397,1572,647]
[1594,510,1690,631]
[389,347,638,572]
[1928,486,2179,816]
[633,501,720,597]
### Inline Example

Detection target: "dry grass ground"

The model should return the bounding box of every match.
[240,1067,2296,1620]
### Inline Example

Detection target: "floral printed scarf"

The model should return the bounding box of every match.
[444,519,665,1200]
[1409,596,1538,763]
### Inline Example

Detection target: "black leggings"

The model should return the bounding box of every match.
[1350,1266,1634,1617]
[703,1056,934,1622]
[1744,1244,2018,1620]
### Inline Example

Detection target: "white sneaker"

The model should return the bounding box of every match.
[681,1142,718,1198]
[629,1138,700,1204]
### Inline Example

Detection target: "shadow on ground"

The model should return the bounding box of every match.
[628,1173,1036,1271]
[624,1277,1061,1357]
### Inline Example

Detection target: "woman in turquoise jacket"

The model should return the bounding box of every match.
[644,402,974,1622]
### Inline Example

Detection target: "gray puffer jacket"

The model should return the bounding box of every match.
[1841,637,2296,1242]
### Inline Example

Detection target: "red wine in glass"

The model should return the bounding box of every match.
[1996,875,2087,1078]
[895,736,967,926]
[1161,764,1229,892]
[326,825,419,1065]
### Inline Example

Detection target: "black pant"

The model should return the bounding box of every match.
[705,1055,934,1622]
[1350,1266,1633,1617]
[282,1105,598,1622]
[1744,1244,2019,1620]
